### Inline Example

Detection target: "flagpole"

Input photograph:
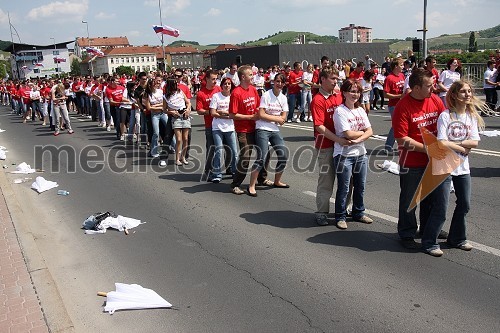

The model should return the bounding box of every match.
[159,0,165,72]
[8,12,19,79]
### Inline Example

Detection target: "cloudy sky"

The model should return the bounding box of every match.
[0,0,498,47]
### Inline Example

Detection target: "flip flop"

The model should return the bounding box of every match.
[257,179,274,186]
[273,183,290,188]
[246,186,258,197]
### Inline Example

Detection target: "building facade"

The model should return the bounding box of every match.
[3,42,71,79]
[92,46,157,75]
[74,36,130,58]
[339,24,372,43]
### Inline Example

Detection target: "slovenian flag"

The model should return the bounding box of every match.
[152,25,180,37]
[86,47,104,57]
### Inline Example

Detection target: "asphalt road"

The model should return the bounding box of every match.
[1,102,499,333]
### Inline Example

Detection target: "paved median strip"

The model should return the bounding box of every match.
[303,190,500,257]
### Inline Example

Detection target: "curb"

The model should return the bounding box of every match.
[0,169,75,333]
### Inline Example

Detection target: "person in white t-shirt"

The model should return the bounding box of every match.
[209,77,239,183]
[164,78,192,166]
[333,79,374,229]
[301,63,314,121]
[437,58,461,106]
[247,73,289,197]
[222,64,240,86]
[435,80,486,252]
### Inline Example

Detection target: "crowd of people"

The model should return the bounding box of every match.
[0,51,496,257]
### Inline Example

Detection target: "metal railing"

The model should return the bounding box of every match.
[437,63,486,95]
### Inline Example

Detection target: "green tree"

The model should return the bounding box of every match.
[0,60,11,79]
[70,58,81,76]
[468,31,478,52]
[115,65,135,76]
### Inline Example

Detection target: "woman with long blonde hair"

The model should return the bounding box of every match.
[436,80,487,252]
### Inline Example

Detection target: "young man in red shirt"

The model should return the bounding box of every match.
[311,66,350,226]
[393,68,448,254]
[229,65,269,195]
[196,70,222,181]
[383,58,405,153]
[348,62,365,81]
[311,56,330,96]
[286,62,303,122]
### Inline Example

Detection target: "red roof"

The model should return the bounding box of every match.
[77,36,130,47]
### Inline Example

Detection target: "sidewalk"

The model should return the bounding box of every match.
[0,184,49,332]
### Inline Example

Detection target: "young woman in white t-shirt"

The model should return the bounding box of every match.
[333,79,374,229]
[209,77,238,183]
[437,58,461,106]
[247,73,289,197]
[301,64,314,121]
[436,80,486,252]
[164,78,191,166]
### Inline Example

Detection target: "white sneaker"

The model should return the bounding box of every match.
[295,118,301,123]
[159,160,167,167]
[120,134,125,141]
[106,126,111,132]
[308,116,313,122]
[286,119,292,123]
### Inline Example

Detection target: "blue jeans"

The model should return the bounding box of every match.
[151,112,168,156]
[385,106,396,152]
[103,102,111,121]
[334,155,367,221]
[212,130,238,179]
[253,129,288,173]
[444,174,471,247]
[301,89,312,116]
[398,167,432,239]
[286,92,302,121]
[421,177,451,251]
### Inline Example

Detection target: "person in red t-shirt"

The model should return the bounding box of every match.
[104,77,126,140]
[348,62,365,81]
[392,68,448,253]
[383,58,405,153]
[311,66,351,226]
[19,83,32,123]
[196,69,222,180]
[312,56,330,96]
[228,65,269,195]
[286,62,304,122]
[425,55,440,94]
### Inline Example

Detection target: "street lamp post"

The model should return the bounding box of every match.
[50,37,58,75]
[417,0,428,59]
[82,20,93,76]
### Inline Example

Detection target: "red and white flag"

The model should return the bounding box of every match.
[152,25,180,37]
[86,47,104,57]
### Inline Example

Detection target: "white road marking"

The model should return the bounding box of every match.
[303,190,500,257]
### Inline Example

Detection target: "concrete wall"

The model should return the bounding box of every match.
[212,43,390,70]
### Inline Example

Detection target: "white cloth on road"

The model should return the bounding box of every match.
[31,176,59,193]
[83,215,142,234]
[12,162,36,174]
[103,283,172,314]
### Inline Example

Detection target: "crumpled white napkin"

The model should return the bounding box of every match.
[379,160,400,175]
[479,130,500,137]
[12,162,37,174]
[31,176,59,193]
[83,215,142,234]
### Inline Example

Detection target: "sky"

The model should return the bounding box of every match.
[0,0,498,48]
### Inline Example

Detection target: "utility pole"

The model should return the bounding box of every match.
[82,20,93,76]
[159,0,166,71]
[50,37,58,75]
[417,0,428,59]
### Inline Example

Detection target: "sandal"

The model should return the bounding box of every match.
[246,186,257,197]
[231,187,244,195]
[257,179,274,186]
[273,183,290,188]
